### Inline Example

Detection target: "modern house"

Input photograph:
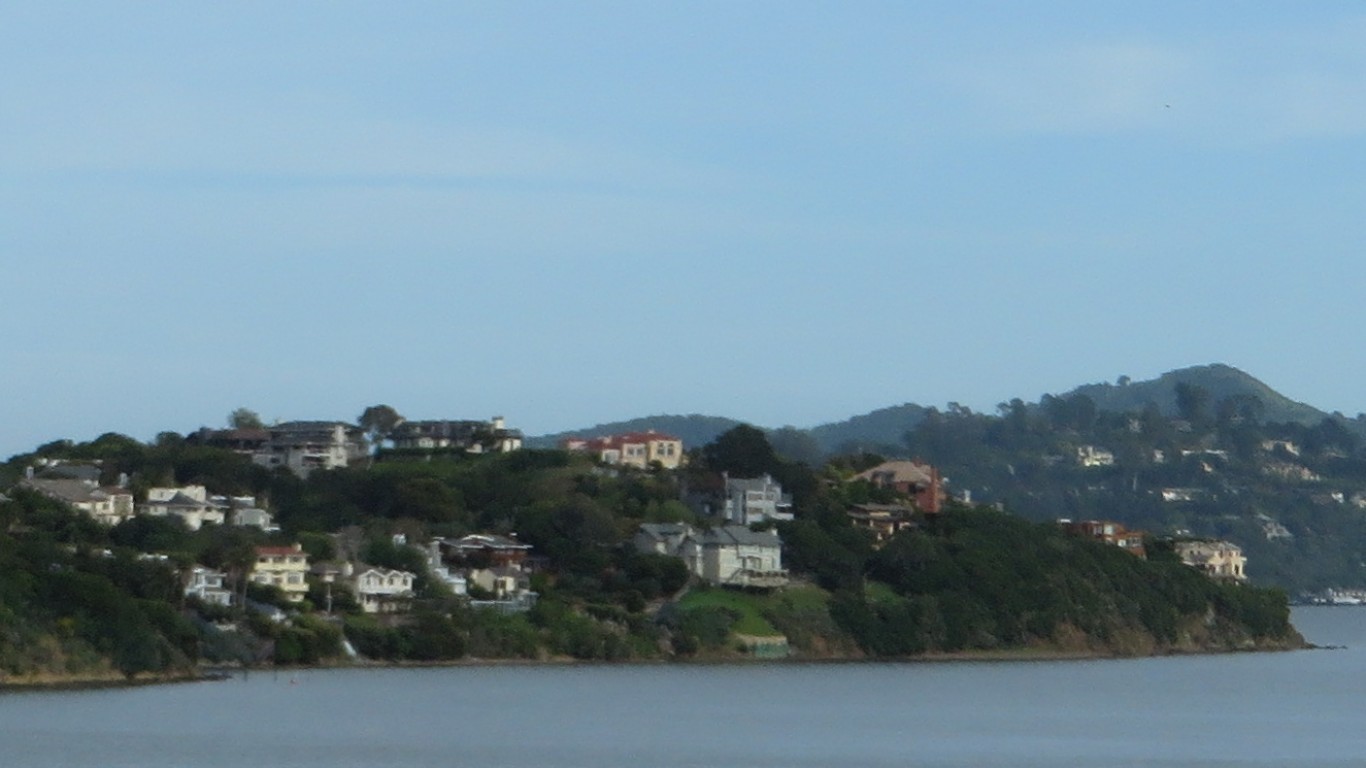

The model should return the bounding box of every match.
[389,417,523,453]
[142,485,226,531]
[185,566,233,606]
[853,459,945,514]
[720,474,793,525]
[1175,540,1247,581]
[562,431,684,470]
[19,477,135,526]
[251,543,311,602]
[250,421,368,478]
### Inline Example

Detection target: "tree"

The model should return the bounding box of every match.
[228,408,265,430]
[1174,382,1210,425]
[701,425,780,477]
[359,404,404,448]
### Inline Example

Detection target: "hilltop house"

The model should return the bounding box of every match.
[854,459,945,514]
[19,477,134,526]
[563,431,684,470]
[251,543,310,602]
[142,485,226,531]
[1175,540,1247,581]
[389,417,523,453]
[250,421,368,478]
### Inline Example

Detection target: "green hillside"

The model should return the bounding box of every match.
[1067,364,1327,425]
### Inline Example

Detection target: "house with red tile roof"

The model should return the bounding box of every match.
[562,430,684,469]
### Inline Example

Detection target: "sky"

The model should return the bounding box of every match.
[4,2,1366,458]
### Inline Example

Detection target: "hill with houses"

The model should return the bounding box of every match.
[0,399,1303,684]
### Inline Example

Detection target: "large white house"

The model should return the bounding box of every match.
[635,523,787,588]
[251,422,368,477]
[142,485,226,531]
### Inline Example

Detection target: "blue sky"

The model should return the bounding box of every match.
[4,2,1366,457]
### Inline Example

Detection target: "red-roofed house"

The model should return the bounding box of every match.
[562,430,684,470]
[854,459,945,514]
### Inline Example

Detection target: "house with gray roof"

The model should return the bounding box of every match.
[19,478,134,525]
[142,485,226,531]
[681,526,787,588]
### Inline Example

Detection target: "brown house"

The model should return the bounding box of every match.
[853,460,945,514]
[1059,519,1147,558]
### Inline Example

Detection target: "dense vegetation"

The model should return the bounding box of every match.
[0,416,1301,683]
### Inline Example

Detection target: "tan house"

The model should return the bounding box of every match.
[19,478,134,526]
[563,431,684,470]
[1175,540,1247,581]
[251,543,311,602]
[846,503,917,543]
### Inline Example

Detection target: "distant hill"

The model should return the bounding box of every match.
[529,364,1337,456]
[806,403,929,455]
[1064,364,1327,425]
[527,414,745,450]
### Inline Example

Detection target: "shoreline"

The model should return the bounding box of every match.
[1,635,1313,693]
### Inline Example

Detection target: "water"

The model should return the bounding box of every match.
[2,607,1363,767]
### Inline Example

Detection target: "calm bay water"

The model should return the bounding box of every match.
[2,606,1364,767]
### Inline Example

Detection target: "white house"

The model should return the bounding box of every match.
[251,421,368,478]
[143,485,226,531]
[353,566,416,614]
[679,526,787,588]
[185,566,233,606]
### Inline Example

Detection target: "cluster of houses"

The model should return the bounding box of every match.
[191,416,523,478]
[186,532,540,616]
[1057,516,1248,581]
[11,423,1262,627]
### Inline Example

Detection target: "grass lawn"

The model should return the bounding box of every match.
[677,588,780,636]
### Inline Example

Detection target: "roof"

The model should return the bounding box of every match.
[564,431,682,451]
[636,523,694,539]
[257,545,305,557]
[693,525,782,548]
[451,533,532,551]
[20,478,129,504]
[855,460,936,487]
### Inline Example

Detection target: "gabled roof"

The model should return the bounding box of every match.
[691,525,782,548]
[854,460,936,487]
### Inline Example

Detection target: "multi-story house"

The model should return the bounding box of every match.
[251,543,311,602]
[251,421,368,477]
[185,566,233,606]
[142,485,226,531]
[1175,540,1247,581]
[635,523,787,589]
[353,566,416,613]
[389,416,523,453]
[720,474,794,525]
[19,477,134,526]
[846,503,918,543]
[562,430,684,470]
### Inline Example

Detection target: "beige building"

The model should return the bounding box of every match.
[1175,540,1247,581]
[251,543,311,602]
[563,430,684,470]
[20,478,134,526]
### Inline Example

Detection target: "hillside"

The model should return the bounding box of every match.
[527,414,743,450]
[1065,364,1327,425]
